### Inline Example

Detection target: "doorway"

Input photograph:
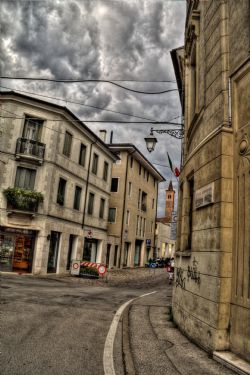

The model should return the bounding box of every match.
[134,240,142,266]
[47,231,60,273]
[83,238,98,262]
[106,244,111,268]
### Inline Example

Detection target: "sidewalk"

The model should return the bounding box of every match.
[114,287,237,375]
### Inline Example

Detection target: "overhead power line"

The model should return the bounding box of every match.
[0,77,178,95]
[0,85,183,125]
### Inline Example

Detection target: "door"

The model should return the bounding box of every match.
[13,235,33,272]
[66,234,74,270]
[0,235,14,272]
[106,244,111,267]
[230,64,250,361]
[123,242,130,266]
[134,240,141,266]
[47,231,60,273]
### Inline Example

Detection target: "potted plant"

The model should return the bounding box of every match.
[3,187,44,211]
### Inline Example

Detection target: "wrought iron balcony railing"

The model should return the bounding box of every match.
[15,138,45,163]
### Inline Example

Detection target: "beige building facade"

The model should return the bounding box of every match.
[0,91,116,274]
[171,0,250,362]
[106,144,165,268]
[155,220,175,259]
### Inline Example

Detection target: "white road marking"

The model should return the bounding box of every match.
[103,291,157,375]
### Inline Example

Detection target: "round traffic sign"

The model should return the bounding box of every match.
[73,262,79,269]
[98,265,107,275]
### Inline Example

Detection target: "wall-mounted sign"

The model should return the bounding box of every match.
[146,239,151,247]
[195,182,214,209]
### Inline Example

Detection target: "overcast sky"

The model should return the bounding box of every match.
[0,0,185,216]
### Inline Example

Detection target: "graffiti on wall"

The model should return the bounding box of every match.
[176,267,186,289]
[187,257,201,285]
[175,257,201,289]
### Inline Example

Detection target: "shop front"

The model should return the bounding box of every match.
[0,227,35,273]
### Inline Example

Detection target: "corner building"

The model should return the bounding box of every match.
[0,91,116,274]
[106,144,165,268]
[171,0,250,362]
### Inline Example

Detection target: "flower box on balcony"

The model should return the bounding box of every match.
[3,187,44,213]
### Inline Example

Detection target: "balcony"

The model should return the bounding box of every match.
[15,138,45,164]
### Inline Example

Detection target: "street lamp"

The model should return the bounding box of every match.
[145,127,184,153]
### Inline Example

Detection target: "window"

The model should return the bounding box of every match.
[143,218,146,237]
[168,194,172,199]
[139,164,142,175]
[63,131,72,157]
[23,116,43,141]
[128,182,132,196]
[141,191,147,211]
[125,210,130,225]
[138,189,141,209]
[103,161,109,181]
[79,143,86,166]
[108,208,116,223]
[57,178,67,206]
[152,198,155,209]
[144,168,146,178]
[99,198,105,219]
[147,171,149,181]
[92,153,99,175]
[87,193,95,215]
[188,177,194,249]
[130,157,133,168]
[111,178,119,192]
[136,215,140,235]
[73,186,82,210]
[15,167,36,189]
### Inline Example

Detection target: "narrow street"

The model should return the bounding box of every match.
[1,273,236,375]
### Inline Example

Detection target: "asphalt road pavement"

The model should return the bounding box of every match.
[1,274,154,375]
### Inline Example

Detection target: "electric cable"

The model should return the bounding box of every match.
[0,77,178,95]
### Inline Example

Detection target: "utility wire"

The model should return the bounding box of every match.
[0,85,162,122]
[0,77,178,95]
[1,77,177,83]
[0,115,182,125]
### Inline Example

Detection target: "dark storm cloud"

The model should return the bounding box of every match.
[0,0,185,216]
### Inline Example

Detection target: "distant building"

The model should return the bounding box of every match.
[0,91,117,274]
[106,144,165,268]
[171,0,250,363]
[155,219,175,259]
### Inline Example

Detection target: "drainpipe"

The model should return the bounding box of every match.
[153,182,159,259]
[82,140,97,230]
[119,149,136,268]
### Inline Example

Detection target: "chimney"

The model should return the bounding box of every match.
[99,130,107,143]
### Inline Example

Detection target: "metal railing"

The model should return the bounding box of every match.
[16,138,45,161]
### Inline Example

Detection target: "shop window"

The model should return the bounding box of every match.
[92,153,99,175]
[87,192,95,215]
[99,198,105,219]
[57,178,66,206]
[79,143,86,167]
[111,178,119,192]
[15,167,36,190]
[108,208,116,223]
[103,161,109,181]
[73,186,82,210]
[63,131,72,157]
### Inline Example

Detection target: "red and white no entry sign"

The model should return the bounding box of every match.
[98,265,107,275]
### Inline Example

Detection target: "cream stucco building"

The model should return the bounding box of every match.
[171,0,250,364]
[106,144,165,268]
[0,91,117,274]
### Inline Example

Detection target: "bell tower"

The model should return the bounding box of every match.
[165,180,175,222]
